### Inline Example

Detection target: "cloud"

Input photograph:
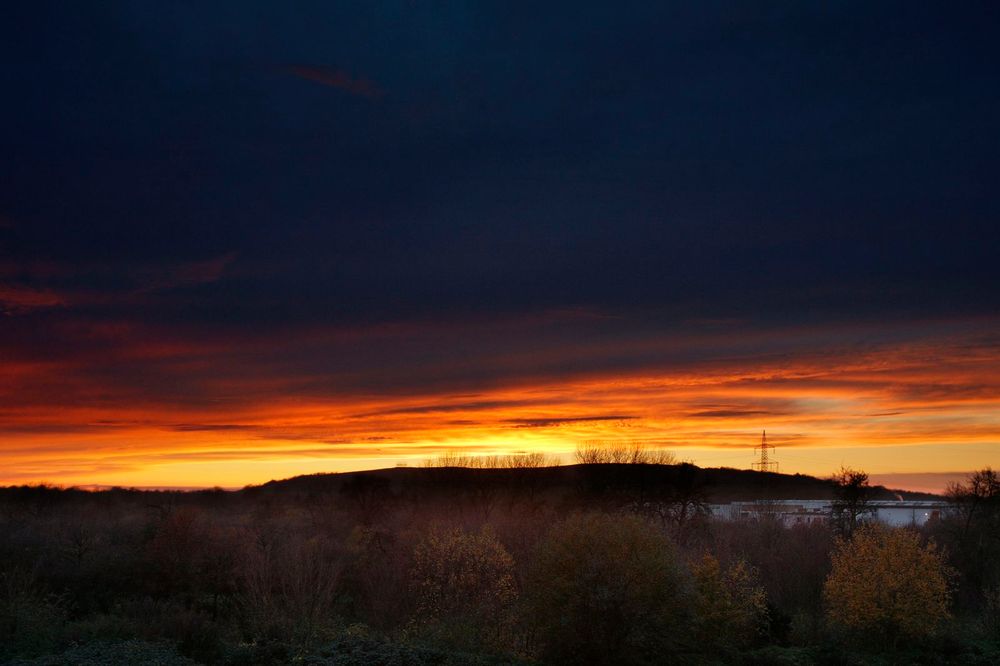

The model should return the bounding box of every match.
[0,284,65,313]
[1,314,999,488]
[357,398,544,417]
[138,252,238,293]
[505,415,639,429]
[688,409,784,418]
[168,423,255,432]
[283,64,383,98]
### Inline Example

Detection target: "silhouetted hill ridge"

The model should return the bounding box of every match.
[249,463,941,502]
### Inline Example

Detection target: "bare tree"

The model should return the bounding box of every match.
[425,451,557,469]
[831,467,875,537]
[946,467,1000,538]
[575,441,676,465]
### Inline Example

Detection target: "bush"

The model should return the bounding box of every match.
[409,525,518,652]
[0,567,65,660]
[237,532,341,647]
[691,554,769,652]
[300,628,527,665]
[526,512,690,665]
[7,639,196,666]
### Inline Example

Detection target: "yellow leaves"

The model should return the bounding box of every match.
[408,526,518,650]
[824,524,952,640]
[692,554,769,649]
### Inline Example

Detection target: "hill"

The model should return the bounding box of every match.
[247,463,940,503]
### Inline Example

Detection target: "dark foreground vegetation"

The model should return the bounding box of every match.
[2,455,998,665]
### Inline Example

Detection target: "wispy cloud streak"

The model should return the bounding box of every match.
[1,313,997,489]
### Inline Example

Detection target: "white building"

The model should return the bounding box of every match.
[707,499,949,527]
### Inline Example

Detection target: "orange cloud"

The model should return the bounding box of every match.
[0,315,997,490]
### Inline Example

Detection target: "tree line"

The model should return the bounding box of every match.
[0,451,997,665]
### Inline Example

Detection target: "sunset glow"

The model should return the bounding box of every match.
[3,310,997,491]
[2,3,998,494]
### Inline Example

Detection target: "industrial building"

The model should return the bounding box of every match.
[707,499,950,527]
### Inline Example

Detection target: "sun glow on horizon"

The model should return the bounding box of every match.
[2,315,998,493]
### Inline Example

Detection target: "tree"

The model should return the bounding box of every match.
[574,442,682,518]
[946,467,1000,538]
[526,512,690,665]
[642,463,710,539]
[944,467,1000,613]
[237,532,341,647]
[691,554,769,652]
[340,474,392,526]
[823,524,951,644]
[831,467,875,537]
[341,525,412,629]
[409,526,518,652]
[575,441,676,465]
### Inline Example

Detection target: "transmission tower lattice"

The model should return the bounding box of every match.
[752,430,779,473]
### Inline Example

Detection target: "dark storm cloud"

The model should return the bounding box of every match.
[0,0,998,413]
[505,416,639,429]
[168,424,255,432]
[355,399,547,418]
[688,409,783,419]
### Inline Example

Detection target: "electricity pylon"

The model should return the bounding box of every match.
[752,429,779,473]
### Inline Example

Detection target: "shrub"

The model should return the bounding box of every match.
[237,532,341,648]
[300,627,527,665]
[526,512,690,665]
[409,525,518,652]
[691,554,769,652]
[6,639,197,665]
[0,567,65,660]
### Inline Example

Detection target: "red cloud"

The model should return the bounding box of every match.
[139,252,238,293]
[284,64,383,98]
[0,283,65,313]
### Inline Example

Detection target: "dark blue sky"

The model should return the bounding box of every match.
[2,2,1000,486]
[3,1,998,329]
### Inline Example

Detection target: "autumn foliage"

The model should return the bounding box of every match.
[409,526,517,651]
[2,466,999,664]
[526,513,690,665]
[691,554,769,651]
[824,523,952,642]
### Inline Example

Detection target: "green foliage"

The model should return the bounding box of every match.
[983,584,1000,638]
[299,628,528,665]
[691,554,769,652]
[0,567,65,660]
[2,472,999,664]
[526,512,691,665]
[739,645,818,666]
[7,640,197,666]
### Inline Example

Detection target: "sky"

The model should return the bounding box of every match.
[1,1,998,493]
